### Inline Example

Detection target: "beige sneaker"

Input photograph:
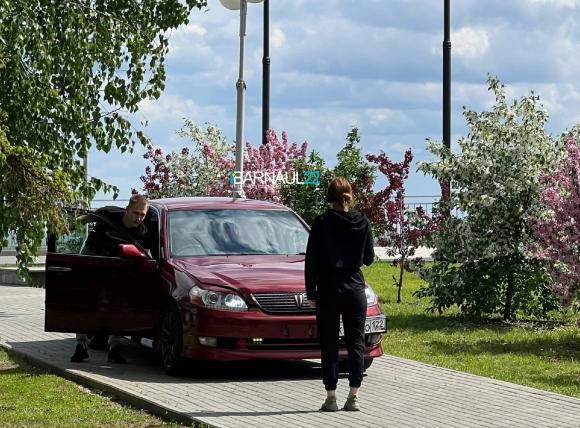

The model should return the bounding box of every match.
[319,396,339,412]
[343,394,360,411]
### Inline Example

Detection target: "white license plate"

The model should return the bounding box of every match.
[339,315,386,337]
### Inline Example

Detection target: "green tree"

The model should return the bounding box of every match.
[279,150,332,226]
[0,0,206,273]
[416,76,561,320]
[334,127,377,212]
[0,110,77,276]
[280,127,377,226]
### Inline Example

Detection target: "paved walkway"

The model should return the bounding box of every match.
[0,284,579,428]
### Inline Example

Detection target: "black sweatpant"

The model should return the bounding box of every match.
[316,283,367,391]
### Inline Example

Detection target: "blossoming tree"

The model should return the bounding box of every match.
[141,121,230,199]
[142,123,308,203]
[530,132,580,315]
[366,149,437,303]
[416,76,561,320]
[202,129,308,202]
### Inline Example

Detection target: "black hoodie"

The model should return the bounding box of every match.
[304,209,374,300]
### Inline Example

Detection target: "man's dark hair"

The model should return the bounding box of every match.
[128,194,149,207]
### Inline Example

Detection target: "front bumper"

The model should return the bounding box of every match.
[180,304,385,361]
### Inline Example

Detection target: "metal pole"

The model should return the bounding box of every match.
[234,0,247,198]
[442,0,451,205]
[443,0,451,151]
[262,0,270,145]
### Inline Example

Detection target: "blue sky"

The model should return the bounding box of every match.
[90,0,580,203]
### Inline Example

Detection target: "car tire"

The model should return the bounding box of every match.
[159,304,185,376]
[364,357,373,370]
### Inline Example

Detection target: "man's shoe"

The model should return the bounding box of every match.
[343,394,360,411]
[70,344,89,363]
[319,396,339,412]
[107,346,127,364]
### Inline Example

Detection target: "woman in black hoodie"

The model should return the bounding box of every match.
[305,177,375,412]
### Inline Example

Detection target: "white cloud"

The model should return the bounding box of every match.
[179,23,207,37]
[365,109,411,127]
[137,94,226,125]
[271,25,286,49]
[526,0,580,7]
[451,27,490,59]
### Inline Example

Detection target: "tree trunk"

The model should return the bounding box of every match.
[397,258,404,303]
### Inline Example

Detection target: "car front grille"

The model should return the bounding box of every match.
[252,292,316,314]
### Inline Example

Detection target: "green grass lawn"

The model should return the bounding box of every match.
[362,262,580,399]
[0,350,183,427]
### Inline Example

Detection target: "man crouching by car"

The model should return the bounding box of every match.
[71,193,150,364]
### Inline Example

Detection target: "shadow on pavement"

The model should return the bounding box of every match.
[5,337,355,385]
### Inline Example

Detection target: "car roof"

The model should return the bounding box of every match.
[150,197,288,211]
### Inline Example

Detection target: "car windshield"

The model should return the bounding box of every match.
[168,209,309,256]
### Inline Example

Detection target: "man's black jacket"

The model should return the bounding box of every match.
[82,206,149,257]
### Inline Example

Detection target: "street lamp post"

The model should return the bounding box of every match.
[443,0,451,152]
[262,0,270,145]
[219,0,263,198]
[442,0,451,205]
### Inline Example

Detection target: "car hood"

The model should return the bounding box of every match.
[172,255,306,294]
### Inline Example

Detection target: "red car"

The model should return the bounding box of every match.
[45,197,386,374]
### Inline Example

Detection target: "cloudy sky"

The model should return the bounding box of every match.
[90,0,580,202]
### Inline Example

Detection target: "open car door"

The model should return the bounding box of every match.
[45,209,162,335]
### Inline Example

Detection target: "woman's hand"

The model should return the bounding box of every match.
[308,299,316,308]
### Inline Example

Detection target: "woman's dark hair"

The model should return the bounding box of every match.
[326,177,354,205]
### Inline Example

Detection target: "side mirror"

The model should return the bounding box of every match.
[118,244,148,259]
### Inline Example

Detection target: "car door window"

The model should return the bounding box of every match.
[55,214,134,257]
[142,208,160,259]
[81,216,134,257]
[54,221,87,254]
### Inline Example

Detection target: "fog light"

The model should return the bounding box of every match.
[251,337,263,345]
[198,336,217,347]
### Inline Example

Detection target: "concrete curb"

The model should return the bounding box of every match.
[0,268,45,288]
[0,344,214,428]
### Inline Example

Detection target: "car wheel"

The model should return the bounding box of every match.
[159,304,185,376]
[364,357,374,370]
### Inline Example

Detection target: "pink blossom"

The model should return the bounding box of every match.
[531,137,580,308]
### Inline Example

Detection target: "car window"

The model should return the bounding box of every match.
[143,208,160,259]
[81,216,135,257]
[55,214,134,257]
[168,209,309,256]
[55,221,87,254]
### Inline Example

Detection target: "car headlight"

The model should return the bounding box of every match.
[365,286,378,306]
[189,286,248,311]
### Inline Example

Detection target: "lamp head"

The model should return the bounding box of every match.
[219,0,263,10]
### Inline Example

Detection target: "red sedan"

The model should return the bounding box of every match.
[45,197,386,374]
